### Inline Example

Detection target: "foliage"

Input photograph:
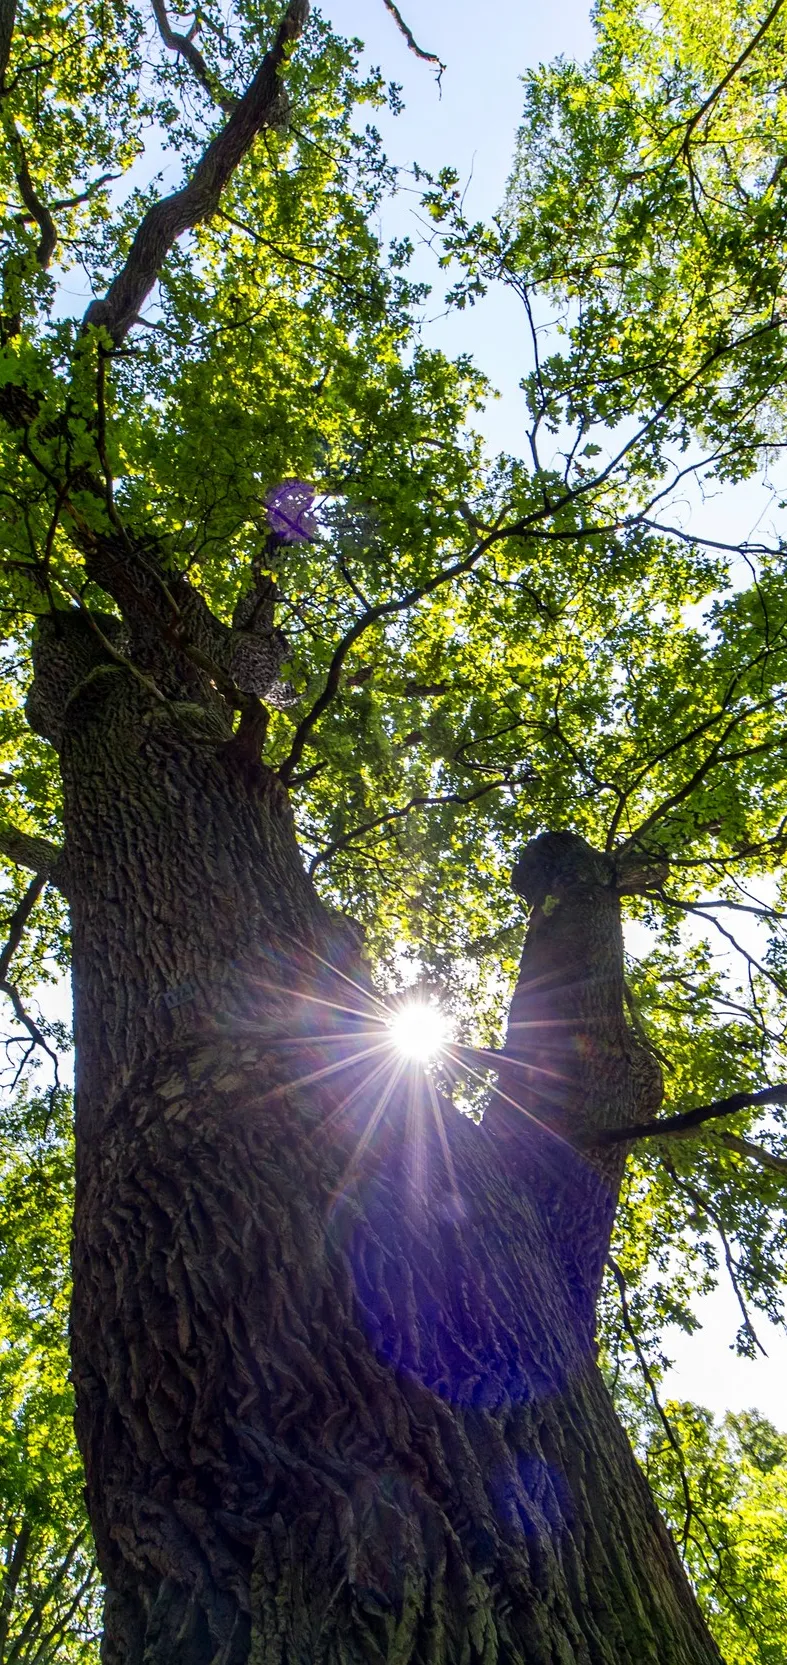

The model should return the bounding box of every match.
[636,1399,787,1665]
[0,1086,98,1663]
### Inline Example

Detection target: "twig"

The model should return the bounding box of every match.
[0,979,60,1084]
[607,1254,695,1556]
[663,1160,767,1356]
[681,0,787,158]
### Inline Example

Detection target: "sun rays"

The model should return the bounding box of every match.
[228,935,583,1216]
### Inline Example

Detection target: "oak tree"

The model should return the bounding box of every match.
[2,0,787,1658]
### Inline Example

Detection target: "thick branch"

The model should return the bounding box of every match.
[0,822,63,881]
[151,0,235,114]
[597,1084,787,1146]
[83,0,309,344]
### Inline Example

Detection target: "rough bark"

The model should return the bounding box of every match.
[27,620,723,1665]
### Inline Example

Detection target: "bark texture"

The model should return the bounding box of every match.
[28,618,723,1665]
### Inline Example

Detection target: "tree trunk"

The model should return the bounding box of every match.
[29,621,723,1665]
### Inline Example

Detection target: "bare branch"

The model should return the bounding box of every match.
[380,0,445,75]
[0,978,61,1082]
[596,1084,787,1146]
[150,0,236,114]
[663,1161,767,1356]
[607,1254,695,1555]
[83,0,310,345]
[0,872,45,982]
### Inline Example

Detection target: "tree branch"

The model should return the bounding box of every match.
[716,1129,787,1176]
[307,780,507,876]
[5,121,57,266]
[380,0,445,76]
[681,0,787,156]
[596,1084,787,1146]
[83,0,309,344]
[607,1254,696,1556]
[0,872,45,982]
[150,0,236,114]
[0,823,63,881]
[663,1160,767,1356]
[278,539,486,783]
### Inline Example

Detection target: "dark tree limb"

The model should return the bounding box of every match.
[0,871,45,982]
[150,0,236,114]
[595,1083,787,1146]
[380,0,445,76]
[83,0,309,344]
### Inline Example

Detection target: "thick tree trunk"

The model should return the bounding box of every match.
[30,625,723,1665]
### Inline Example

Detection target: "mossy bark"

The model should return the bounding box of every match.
[29,619,723,1665]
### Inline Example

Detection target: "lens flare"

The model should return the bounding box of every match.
[388,1001,449,1063]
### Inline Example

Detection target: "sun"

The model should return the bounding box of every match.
[388,1001,450,1063]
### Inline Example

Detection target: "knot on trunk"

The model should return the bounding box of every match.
[26,608,128,749]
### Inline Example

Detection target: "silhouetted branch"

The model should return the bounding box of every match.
[597,1084,787,1146]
